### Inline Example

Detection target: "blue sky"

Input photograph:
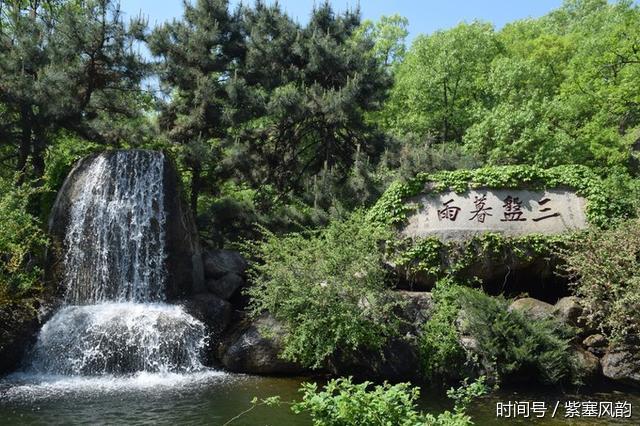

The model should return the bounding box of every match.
[120,0,564,42]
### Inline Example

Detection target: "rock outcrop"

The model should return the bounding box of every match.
[0,299,51,374]
[206,273,245,301]
[183,293,233,335]
[553,296,585,329]
[201,250,248,302]
[583,334,608,357]
[217,313,306,375]
[203,250,248,279]
[508,297,554,321]
[571,346,601,382]
[601,346,640,387]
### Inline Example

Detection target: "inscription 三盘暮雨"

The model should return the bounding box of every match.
[402,189,588,241]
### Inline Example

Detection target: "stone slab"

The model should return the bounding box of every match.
[402,189,587,240]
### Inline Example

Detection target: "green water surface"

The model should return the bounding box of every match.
[1,371,639,425]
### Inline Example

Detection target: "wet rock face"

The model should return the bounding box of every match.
[206,273,245,300]
[0,301,44,374]
[201,249,248,303]
[161,154,205,299]
[182,294,232,336]
[47,150,204,301]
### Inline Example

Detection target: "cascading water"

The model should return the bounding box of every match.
[62,151,167,304]
[24,150,209,377]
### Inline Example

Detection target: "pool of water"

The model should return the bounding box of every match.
[0,370,307,425]
[1,370,639,425]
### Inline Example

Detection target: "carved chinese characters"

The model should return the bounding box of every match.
[402,189,587,240]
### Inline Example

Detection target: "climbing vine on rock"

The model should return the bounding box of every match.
[368,164,635,228]
[368,165,636,283]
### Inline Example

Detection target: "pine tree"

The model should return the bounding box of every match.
[226,1,391,199]
[0,0,147,182]
[148,0,243,213]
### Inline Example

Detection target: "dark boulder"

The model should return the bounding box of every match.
[203,250,248,279]
[583,334,608,357]
[571,346,601,383]
[0,300,43,374]
[601,346,640,387]
[206,273,245,300]
[217,313,306,375]
[183,294,232,335]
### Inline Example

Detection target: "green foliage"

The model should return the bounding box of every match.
[0,0,148,181]
[382,0,640,169]
[289,376,488,426]
[458,287,577,385]
[0,177,48,303]
[196,182,330,248]
[375,137,482,190]
[392,232,572,284]
[420,282,578,385]
[355,14,409,69]
[446,377,490,415]
[246,212,400,369]
[226,2,391,199]
[383,21,500,143]
[561,219,640,344]
[420,280,468,381]
[151,1,391,214]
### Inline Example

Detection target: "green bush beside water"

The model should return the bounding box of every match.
[236,376,488,426]
[421,281,578,385]
[245,212,401,369]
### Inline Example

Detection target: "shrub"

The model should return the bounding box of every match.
[0,177,48,303]
[458,287,576,385]
[420,281,577,385]
[232,377,488,426]
[561,219,640,344]
[290,376,488,426]
[420,279,469,381]
[245,212,400,369]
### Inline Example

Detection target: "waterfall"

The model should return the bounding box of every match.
[63,151,167,304]
[26,150,208,376]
